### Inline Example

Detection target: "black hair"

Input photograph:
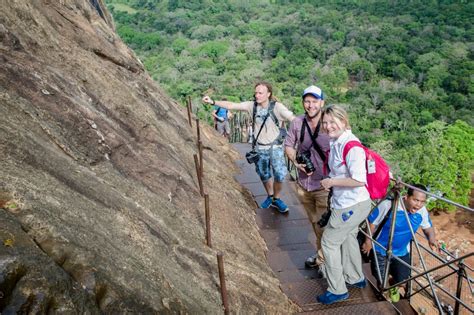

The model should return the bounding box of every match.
[407,184,428,196]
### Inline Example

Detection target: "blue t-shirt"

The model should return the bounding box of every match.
[368,199,432,257]
[214,106,228,120]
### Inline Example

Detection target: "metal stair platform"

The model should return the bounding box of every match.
[233,143,405,314]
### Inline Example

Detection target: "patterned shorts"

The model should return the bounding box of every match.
[255,146,287,182]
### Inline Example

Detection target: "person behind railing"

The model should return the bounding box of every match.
[361,184,438,303]
[211,99,233,140]
[202,82,295,213]
[284,85,330,273]
[317,105,372,305]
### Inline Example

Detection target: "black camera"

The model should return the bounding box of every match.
[296,151,315,173]
[245,150,259,164]
[317,209,332,228]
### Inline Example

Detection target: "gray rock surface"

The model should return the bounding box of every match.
[0,1,297,313]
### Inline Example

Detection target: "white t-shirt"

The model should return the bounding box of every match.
[329,130,370,209]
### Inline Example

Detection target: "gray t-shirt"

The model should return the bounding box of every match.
[235,101,294,148]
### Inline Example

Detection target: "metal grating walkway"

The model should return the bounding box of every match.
[233,143,402,314]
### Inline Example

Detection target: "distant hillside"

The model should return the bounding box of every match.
[106,0,473,209]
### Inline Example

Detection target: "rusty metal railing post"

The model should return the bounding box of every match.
[196,118,201,143]
[217,253,229,315]
[198,140,204,179]
[193,154,204,196]
[204,193,211,248]
[186,96,192,127]
[195,119,204,179]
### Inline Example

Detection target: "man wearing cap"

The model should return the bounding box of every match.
[202,81,295,213]
[285,85,331,270]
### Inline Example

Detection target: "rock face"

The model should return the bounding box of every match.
[0,1,296,313]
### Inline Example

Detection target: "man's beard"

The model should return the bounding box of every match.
[305,108,321,119]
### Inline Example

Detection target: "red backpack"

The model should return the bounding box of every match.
[342,141,391,200]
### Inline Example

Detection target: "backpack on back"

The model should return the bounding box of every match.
[342,141,391,200]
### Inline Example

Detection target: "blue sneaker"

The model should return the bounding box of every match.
[260,195,273,209]
[316,291,349,305]
[272,198,289,213]
[347,278,366,289]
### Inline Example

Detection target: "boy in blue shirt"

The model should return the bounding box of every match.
[361,184,438,302]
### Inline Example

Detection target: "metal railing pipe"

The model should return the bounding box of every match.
[397,180,473,212]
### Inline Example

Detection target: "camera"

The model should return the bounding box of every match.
[317,209,332,228]
[245,150,259,164]
[296,151,315,173]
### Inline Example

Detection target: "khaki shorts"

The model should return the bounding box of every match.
[216,120,230,135]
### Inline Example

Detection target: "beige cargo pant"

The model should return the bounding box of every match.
[296,185,329,252]
[321,198,372,294]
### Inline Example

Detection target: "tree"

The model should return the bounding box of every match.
[393,64,415,82]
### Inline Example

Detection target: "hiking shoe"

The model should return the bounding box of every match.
[347,278,367,289]
[389,287,400,303]
[305,254,318,269]
[260,195,273,209]
[316,291,349,305]
[272,198,289,213]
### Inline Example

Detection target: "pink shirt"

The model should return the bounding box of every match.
[284,115,331,191]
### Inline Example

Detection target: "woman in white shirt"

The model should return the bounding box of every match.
[317,105,372,305]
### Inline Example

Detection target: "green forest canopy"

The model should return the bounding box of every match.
[105,0,474,210]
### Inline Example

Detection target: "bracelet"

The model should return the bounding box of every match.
[211,100,216,105]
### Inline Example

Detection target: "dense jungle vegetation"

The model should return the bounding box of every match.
[104,0,473,210]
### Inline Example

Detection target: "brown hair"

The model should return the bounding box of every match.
[321,104,351,129]
[254,81,277,101]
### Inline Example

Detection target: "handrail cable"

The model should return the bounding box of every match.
[395,180,473,212]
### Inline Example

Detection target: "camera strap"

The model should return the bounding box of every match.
[300,118,330,173]
[251,111,270,150]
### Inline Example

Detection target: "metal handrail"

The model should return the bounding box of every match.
[384,252,474,313]
[363,234,474,313]
[395,180,473,212]
[363,180,473,314]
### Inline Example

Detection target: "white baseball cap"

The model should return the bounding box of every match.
[302,85,324,100]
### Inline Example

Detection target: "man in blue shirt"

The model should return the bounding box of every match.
[361,184,438,302]
[212,105,232,139]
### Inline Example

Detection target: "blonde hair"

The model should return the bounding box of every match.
[321,105,351,129]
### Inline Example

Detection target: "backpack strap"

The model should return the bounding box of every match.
[372,197,395,240]
[252,101,257,136]
[253,100,278,125]
[267,101,278,126]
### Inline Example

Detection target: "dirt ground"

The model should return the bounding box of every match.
[405,209,473,314]
[430,209,474,266]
